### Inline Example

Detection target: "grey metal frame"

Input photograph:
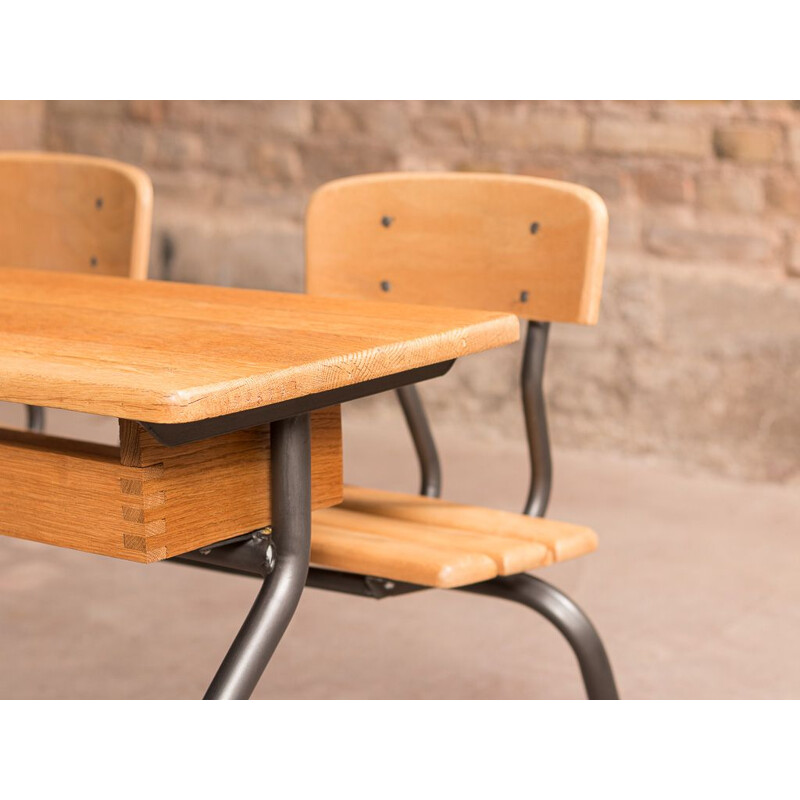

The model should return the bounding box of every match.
[458,576,617,699]
[26,405,44,433]
[174,319,618,699]
[141,360,454,446]
[382,318,617,698]
[396,384,441,497]
[176,558,618,699]
[155,361,450,699]
[521,321,553,517]
[396,320,553,516]
[179,413,312,700]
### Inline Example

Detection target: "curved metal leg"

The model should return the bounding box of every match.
[26,405,45,433]
[396,384,441,498]
[204,413,312,700]
[458,573,619,699]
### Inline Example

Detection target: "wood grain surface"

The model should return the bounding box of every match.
[306,172,607,324]
[0,268,519,423]
[340,485,597,562]
[0,406,341,562]
[0,152,152,279]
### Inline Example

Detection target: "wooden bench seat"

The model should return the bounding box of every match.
[310,486,597,588]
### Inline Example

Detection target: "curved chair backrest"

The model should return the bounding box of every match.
[306,172,610,515]
[0,152,153,279]
[306,172,608,325]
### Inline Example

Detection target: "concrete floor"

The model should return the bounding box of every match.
[1,401,799,699]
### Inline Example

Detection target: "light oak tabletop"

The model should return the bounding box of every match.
[0,268,519,424]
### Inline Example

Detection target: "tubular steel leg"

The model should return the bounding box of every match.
[26,405,45,433]
[521,321,552,518]
[204,413,312,700]
[396,384,441,498]
[459,573,619,699]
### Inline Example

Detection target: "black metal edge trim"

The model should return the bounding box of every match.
[138,359,455,446]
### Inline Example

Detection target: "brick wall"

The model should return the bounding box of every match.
[1,100,799,483]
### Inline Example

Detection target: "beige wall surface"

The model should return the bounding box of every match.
[1,100,798,483]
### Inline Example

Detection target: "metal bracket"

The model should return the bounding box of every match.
[176,527,276,577]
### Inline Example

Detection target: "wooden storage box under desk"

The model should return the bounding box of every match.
[0,406,342,563]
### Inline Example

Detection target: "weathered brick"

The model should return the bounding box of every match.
[313,101,414,143]
[412,109,476,147]
[636,168,694,204]
[48,100,126,119]
[789,236,800,277]
[257,102,312,138]
[476,106,587,151]
[596,258,664,346]
[454,158,508,174]
[645,223,777,262]
[516,163,567,181]
[607,208,642,250]
[0,100,44,148]
[696,171,765,214]
[167,101,312,137]
[765,173,800,216]
[359,102,414,141]
[592,118,710,158]
[148,171,221,206]
[128,100,167,124]
[151,129,204,169]
[742,100,797,121]
[254,142,303,184]
[216,184,306,222]
[153,217,303,291]
[713,124,783,163]
[397,152,452,172]
[299,140,397,185]
[660,100,740,120]
[45,119,156,165]
[567,168,628,201]
[312,101,365,134]
[528,113,588,151]
[789,128,800,165]
[204,133,250,174]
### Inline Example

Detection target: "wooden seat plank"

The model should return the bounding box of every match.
[311,524,498,589]
[313,506,550,575]
[340,486,597,563]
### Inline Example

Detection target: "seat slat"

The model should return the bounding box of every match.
[340,485,598,563]
[311,524,497,588]
[314,506,550,575]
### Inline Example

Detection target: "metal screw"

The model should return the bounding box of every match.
[520,290,529,303]
[161,233,176,282]
[380,280,391,292]
[381,215,393,228]
[199,547,212,555]
[530,222,540,234]
[384,581,395,591]
[90,256,98,268]
[95,197,104,210]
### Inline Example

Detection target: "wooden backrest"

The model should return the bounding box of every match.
[305,172,608,324]
[0,152,153,279]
